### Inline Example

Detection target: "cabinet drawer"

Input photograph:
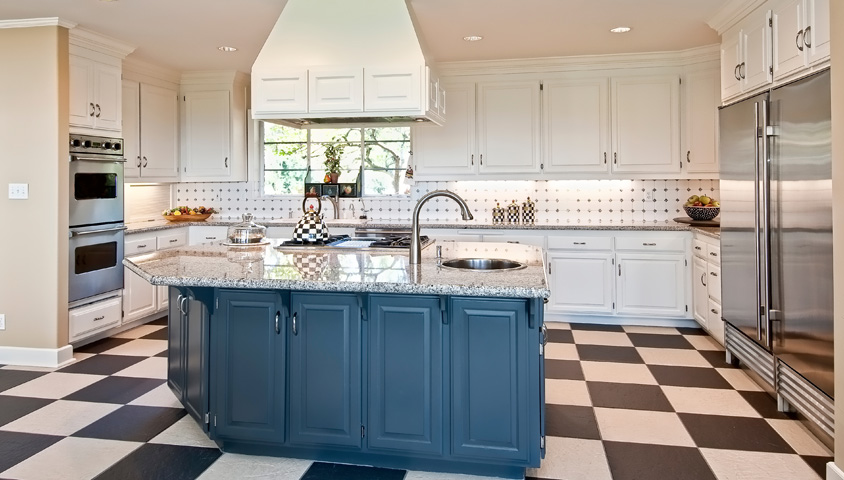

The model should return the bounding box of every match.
[157,230,187,250]
[547,235,612,251]
[615,236,685,252]
[189,226,229,245]
[708,264,721,303]
[125,235,157,256]
[706,244,721,265]
[692,238,707,258]
[707,298,724,345]
[69,296,122,342]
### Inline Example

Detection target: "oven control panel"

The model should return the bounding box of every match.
[69,133,123,156]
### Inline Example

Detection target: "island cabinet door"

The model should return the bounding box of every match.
[289,293,362,448]
[167,287,212,432]
[212,290,286,444]
[367,295,443,455]
[450,298,531,463]
[167,287,186,402]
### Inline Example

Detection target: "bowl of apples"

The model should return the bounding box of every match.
[162,206,217,222]
[683,195,720,221]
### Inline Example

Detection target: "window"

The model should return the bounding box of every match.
[262,123,411,196]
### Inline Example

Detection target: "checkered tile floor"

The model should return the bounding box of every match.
[0,318,831,480]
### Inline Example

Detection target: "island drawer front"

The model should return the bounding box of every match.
[69,296,122,342]
[615,236,685,252]
[157,230,188,250]
[692,238,707,258]
[125,235,157,256]
[547,236,612,251]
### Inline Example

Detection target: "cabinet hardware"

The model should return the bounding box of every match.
[804,26,812,47]
[275,311,280,335]
[604,152,607,164]
[548,263,551,274]
[709,252,718,257]
[170,239,178,243]
[618,264,621,276]
[205,236,215,240]
[93,315,105,321]
[614,152,617,164]
[642,242,656,246]
[137,244,147,248]
[95,104,101,118]
[685,305,688,312]
[179,295,188,315]
[204,413,210,424]
[176,294,183,311]
[471,154,474,165]
[687,151,691,163]
[361,426,365,438]
[711,308,719,314]
[701,273,707,286]
[292,312,298,335]
[612,302,615,309]
[136,156,141,167]
[216,297,219,309]
[142,156,148,168]
[90,103,95,117]
[740,62,746,79]
[224,157,228,168]
[796,29,804,52]
[573,242,586,245]
[735,64,741,81]
[685,259,688,267]
[480,154,483,165]
[710,271,718,277]
[695,246,702,250]
[540,163,544,170]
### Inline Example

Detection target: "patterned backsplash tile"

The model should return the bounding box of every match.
[171,179,719,225]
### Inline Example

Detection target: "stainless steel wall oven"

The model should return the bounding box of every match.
[68,134,126,303]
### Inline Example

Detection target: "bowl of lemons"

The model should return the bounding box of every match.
[162,206,216,222]
[683,195,720,221]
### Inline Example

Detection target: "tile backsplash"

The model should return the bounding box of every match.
[173,179,719,225]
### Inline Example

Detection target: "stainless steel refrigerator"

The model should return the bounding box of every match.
[719,69,833,437]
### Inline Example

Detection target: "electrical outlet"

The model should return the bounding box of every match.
[8,183,29,200]
[645,190,654,202]
[0,314,5,330]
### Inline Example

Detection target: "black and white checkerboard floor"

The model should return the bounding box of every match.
[0,318,831,480]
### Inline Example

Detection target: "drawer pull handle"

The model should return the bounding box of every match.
[292,312,298,336]
[695,246,702,250]
[711,308,719,314]
[170,239,178,243]
[137,244,147,248]
[205,236,215,240]
[573,242,586,245]
[275,311,280,335]
[643,242,657,246]
[710,272,718,277]
[701,273,707,286]
[709,252,718,257]
[93,315,105,321]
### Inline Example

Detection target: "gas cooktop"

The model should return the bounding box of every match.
[277,234,432,251]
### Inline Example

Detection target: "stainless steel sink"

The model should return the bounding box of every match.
[440,258,527,271]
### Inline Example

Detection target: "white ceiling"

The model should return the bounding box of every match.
[0,0,727,73]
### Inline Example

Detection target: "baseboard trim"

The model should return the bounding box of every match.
[544,313,698,329]
[0,345,74,368]
[828,462,844,480]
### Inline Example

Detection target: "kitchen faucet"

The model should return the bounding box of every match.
[320,195,340,220]
[410,190,473,264]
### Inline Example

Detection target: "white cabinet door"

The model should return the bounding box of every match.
[683,70,719,174]
[611,76,680,174]
[692,256,709,327]
[157,285,169,312]
[182,90,231,180]
[742,10,774,92]
[720,30,743,100]
[807,0,830,64]
[414,82,476,176]
[616,253,686,317]
[309,68,363,112]
[93,62,122,131]
[122,80,141,179]
[772,0,808,79]
[364,66,421,111]
[139,83,179,179]
[123,267,157,322]
[543,78,610,173]
[477,81,541,173]
[252,68,308,114]
[547,253,614,315]
[69,55,95,128]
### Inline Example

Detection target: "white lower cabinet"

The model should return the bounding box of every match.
[69,296,123,343]
[692,233,723,344]
[123,228,188,324]
[615,253,687,317]
[547,252,614,315]
[123,267,157,322]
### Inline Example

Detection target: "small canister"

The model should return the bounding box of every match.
[492,202,505,224]
[522,197,536,225]
[507,200,520,224]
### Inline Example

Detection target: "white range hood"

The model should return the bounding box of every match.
[251,0,444,128]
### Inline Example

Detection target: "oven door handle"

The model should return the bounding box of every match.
[70,155,127,164]
[69,226,128,237]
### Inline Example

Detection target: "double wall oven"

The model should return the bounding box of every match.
[68,134,126,303]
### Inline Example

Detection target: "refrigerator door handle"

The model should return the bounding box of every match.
[754,101,764,344]
[760,99,773,350]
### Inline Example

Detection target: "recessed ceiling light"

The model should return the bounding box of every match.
[463,35,483,42]
[218,46,238,52]
[610,27,631,33]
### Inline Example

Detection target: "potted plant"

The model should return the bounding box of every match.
[323,143,343,183]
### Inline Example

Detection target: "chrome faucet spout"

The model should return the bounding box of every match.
[320,195,340,220]
[410,190,473,264]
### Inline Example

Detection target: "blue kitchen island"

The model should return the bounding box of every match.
[124,240,549,479]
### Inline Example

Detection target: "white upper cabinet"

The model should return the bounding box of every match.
[181,91,231,179]
[477,81,541,173]
[772,0,830,80]
[180,72,250,182]
[309,67,364,112]
[69,55,122,132]
[252,69,307,114]
[124,80,179,181]
[611,75,680,174]
[720,9,773,101]
[413,82,476,176]
[365,66,423,110]
[682,70,720,174]
[543,78,610,174]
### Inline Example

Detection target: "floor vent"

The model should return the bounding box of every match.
[777,360,835,437]
[725,323,775,387]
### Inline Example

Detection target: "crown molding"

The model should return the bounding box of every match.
[122,57,181,85]
[181,70,250,87]
[707,0,769,34]
[0,17,76,29]
[69,27,135,59]
[436,44,720,77]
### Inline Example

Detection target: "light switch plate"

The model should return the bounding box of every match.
[0,314,5,330]
[8,183,28,200]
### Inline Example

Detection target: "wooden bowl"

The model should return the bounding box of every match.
[163,213,212,222]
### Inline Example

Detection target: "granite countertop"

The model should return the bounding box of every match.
[127,218,719,236]
[124,240,550,299]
